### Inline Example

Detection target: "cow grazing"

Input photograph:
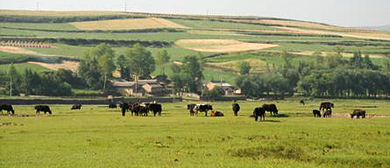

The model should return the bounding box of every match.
[194,104,213,116]
[300,100,305,106]
[71,103,82,110]
[351,109,366,119]
[313,110,321,117]
[0,104,15,114]
[262,104,278,115]
[35,105,52,114]
[323,109,332,118]
[232,103,240,116]
[210,110,224,117]
[187,104,196,116]
[320,102,334,111]
[148,103,162,116]
[108,103,117,108]
[253,107,266,121]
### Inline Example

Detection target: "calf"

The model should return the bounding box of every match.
[351,109,366,119]
[253,107,266,122]
[35,105,52,114]
[120,102,130,116]
[232,103,240,116]
[71,103,82,110]
[210,110,224,117]
[300,100,305,106]
[323,109,332,118]
[0,104,15,114]
[108,103,117,109]
[313,110,321,117]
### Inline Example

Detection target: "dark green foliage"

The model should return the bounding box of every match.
[181,56,204,94]
[0,37,172,48]
[202,86,225,100]
[238,62,251,75]
[116,55,131,80]
[124,44,156,79]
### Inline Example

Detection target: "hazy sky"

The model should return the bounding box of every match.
[1,0,389,27]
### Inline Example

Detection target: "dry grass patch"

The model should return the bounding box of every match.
[207,59,268,74]
[0,46,37,55]
[176,39,278,53]
[28,61,79,72]
[257,19,342,31]
[70,18,187,30]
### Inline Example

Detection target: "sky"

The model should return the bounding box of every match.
[0,0,389,27]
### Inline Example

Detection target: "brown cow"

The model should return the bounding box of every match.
[351,109,366,119]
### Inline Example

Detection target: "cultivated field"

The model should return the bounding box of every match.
[1,99,390,168]
[28,61,79,72]
[206,58,269,74]
[70,18,187,30]
[176,39,278,53]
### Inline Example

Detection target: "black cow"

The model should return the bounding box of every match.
[120,102,130,116]
[71,103,82,110]
[148,103,162,116]
[351,109,366,119]
[194,104,213,116]
[300,100,305,106]
[253,107,266,121]
[187,104,196,116]
[232,103,240,116]
[323,109,332,118]
[313,110,321,117]
[35,105,52,114]
[109,103,117,109]
[139,104,149,116]
[320,102,334,111]
[0,104,15,114]
[262,104,278,115]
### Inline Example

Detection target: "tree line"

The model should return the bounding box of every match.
[237,48,390,99]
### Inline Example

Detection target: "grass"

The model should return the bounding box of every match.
[0,22,79,31]
[0,62,51,73]
[170,19,278,31]
[1,99,390,167]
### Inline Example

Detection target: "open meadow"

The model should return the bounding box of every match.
[1,99,390,168]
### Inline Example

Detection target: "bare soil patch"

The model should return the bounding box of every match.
[176,39,278,53]
[28,61,79,72]
[0,46,38,55]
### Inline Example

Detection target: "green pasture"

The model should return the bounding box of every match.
[0,62,50,73]
[1,99,390,168]
[0,22,79,31]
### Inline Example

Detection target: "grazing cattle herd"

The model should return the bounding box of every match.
[0,100,370,121]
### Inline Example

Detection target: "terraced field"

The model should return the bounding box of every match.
[1,9,390,84]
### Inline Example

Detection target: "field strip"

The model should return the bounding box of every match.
[176,39,278,53]
[0,46,38,55]
[294,51,384,59]
[278,27,390,41]
[70,18,188,30]
[206,59,268,73]
[28,61,79,72]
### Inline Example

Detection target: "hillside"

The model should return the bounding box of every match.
[1,9,390,85]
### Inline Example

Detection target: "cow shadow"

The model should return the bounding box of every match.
[263,120,281,123]
[269,114,290,118]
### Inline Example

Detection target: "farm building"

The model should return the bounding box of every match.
[206,81,235,95]
[110,79,171,96]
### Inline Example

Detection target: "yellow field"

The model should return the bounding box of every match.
[206,59,268,74]
[0,9,125,17]
[28,61,79,72]
[70,18,187,30]
[176,39,278,53]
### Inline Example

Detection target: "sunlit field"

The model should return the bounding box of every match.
[1,99,389,168]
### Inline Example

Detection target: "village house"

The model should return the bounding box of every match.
[206,81,235,95]
[111,77,172,96]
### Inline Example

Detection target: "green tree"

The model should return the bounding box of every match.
[155,50,171,75]
[117,55,131,80]
[182,56,204,94]
[7,63,18,96]
[238,61,251,75]
[124,44,155,80]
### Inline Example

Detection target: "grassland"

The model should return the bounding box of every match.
[0,62,51,73]
[1,99,390,168]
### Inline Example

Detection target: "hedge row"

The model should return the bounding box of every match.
[0,15,145,23]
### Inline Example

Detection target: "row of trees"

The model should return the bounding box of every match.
[237,48,390,99]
